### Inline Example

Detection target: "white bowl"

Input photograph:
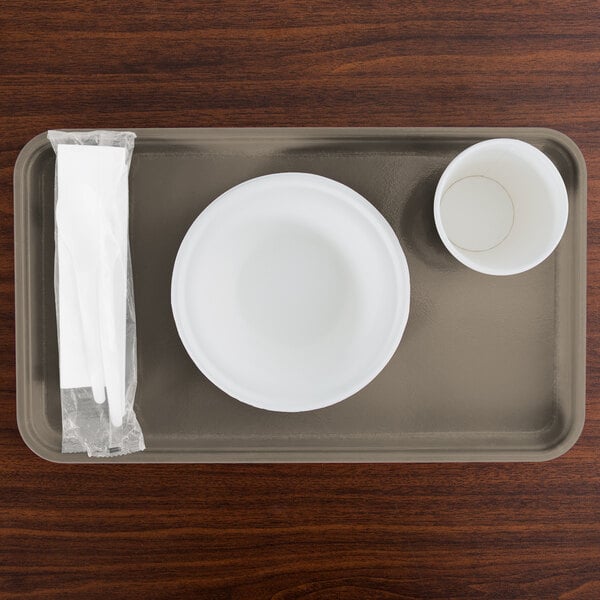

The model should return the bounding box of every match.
[171,173,410,412]
[434,138,568,276]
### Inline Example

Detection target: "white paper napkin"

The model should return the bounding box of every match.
[55,144,128,426]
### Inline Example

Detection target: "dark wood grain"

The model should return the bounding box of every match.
[1,1,600,598]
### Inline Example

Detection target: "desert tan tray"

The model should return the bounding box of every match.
[15,127,586,462]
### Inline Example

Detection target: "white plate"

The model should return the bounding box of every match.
[171,173,410,412]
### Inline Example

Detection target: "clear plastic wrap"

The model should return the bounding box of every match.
[48,130,145,457]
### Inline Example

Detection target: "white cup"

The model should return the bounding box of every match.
[434,138,568,275]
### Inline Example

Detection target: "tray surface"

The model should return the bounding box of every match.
[14,128,586,462]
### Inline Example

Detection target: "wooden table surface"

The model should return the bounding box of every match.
[1,1,599,598]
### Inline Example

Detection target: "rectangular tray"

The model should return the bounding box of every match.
[15,128,586,462]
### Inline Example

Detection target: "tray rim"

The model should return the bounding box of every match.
[14,127,587,463]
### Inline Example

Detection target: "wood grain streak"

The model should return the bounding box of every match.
[1,0,600,598]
